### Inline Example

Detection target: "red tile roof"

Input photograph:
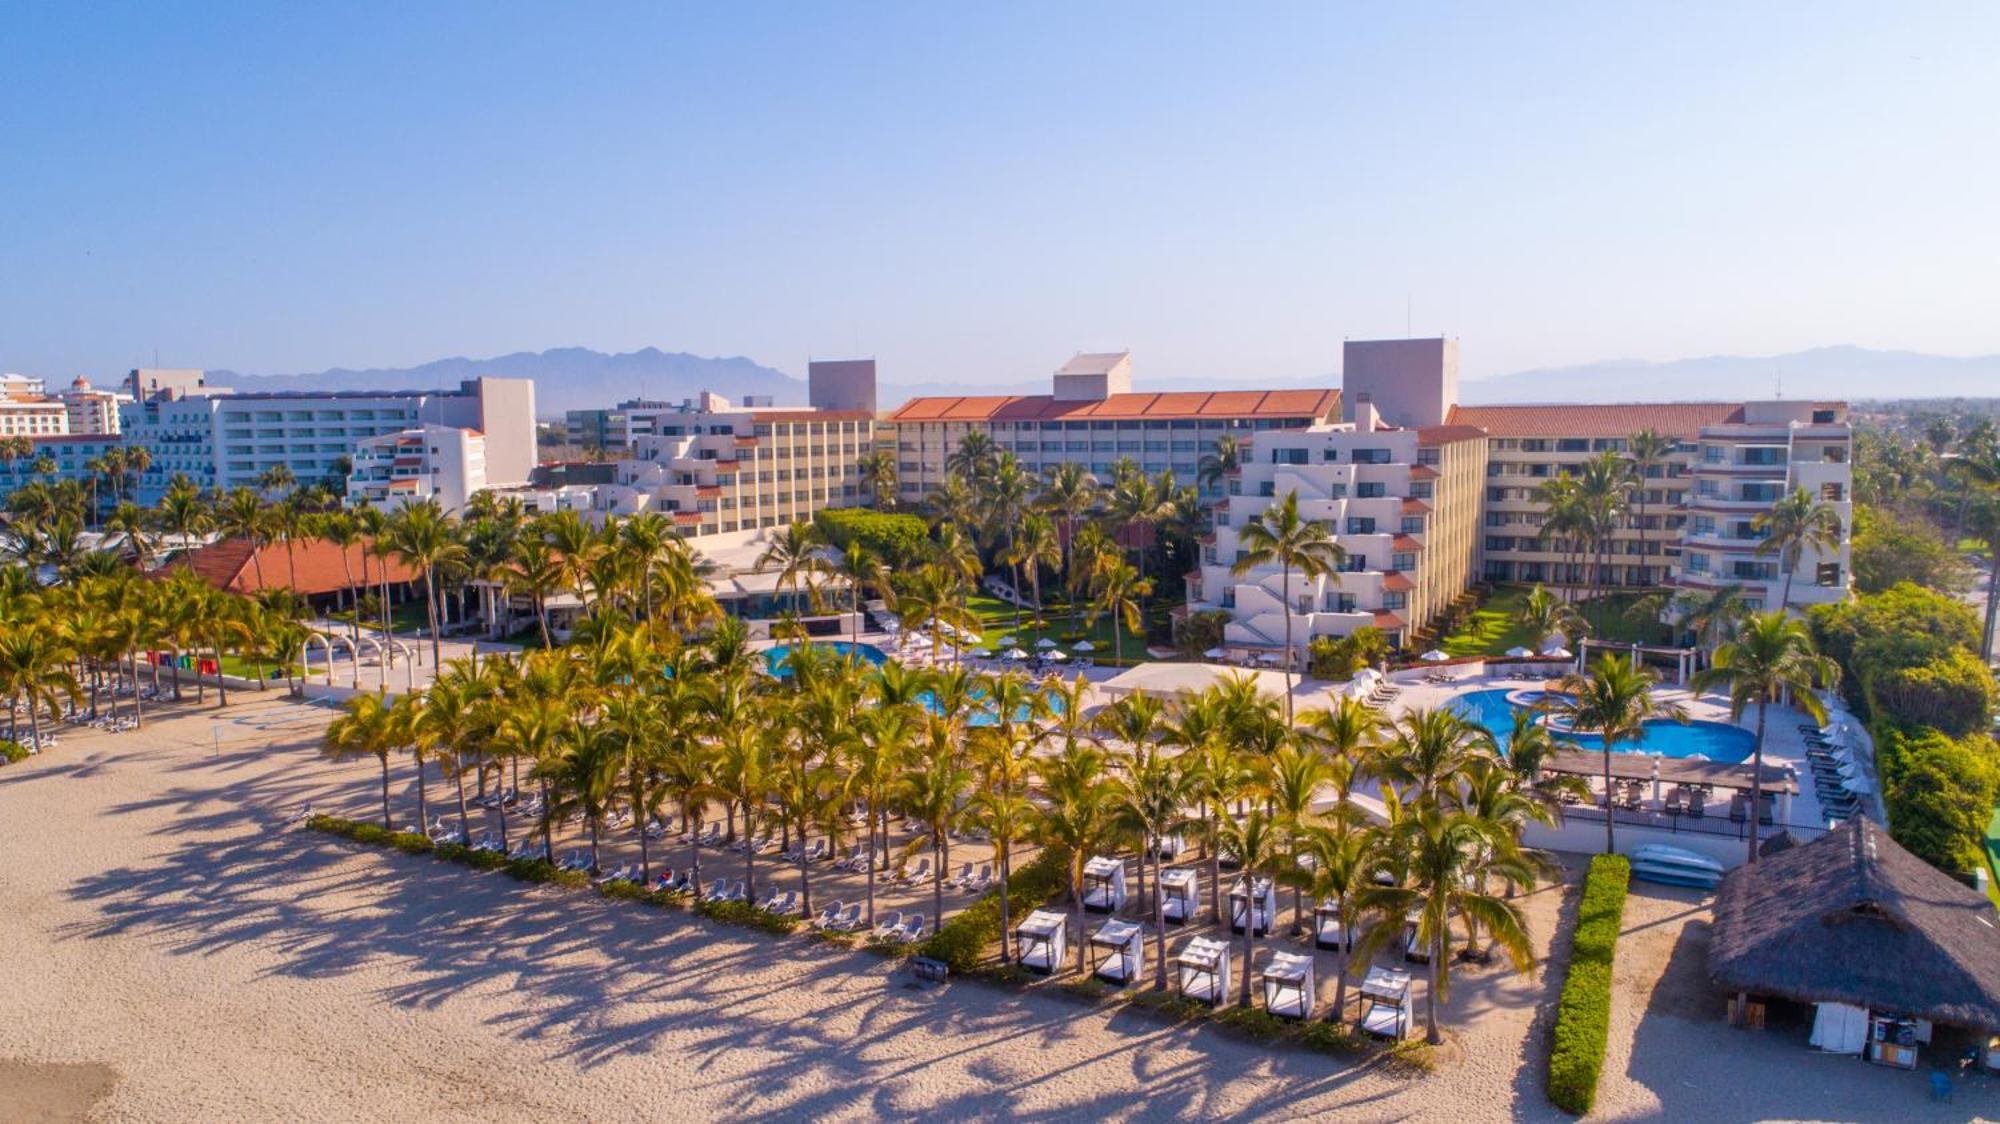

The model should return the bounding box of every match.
[1381,572,1416,593]
[1416,424,1489,445]
[1392,534,1425,551]
[165,536,418,597]
[1408,465,1439,480]
[1373,612,1405,630]
[1445,402,1744,439]
[1401,498,1431,515]
[887,388,1340,424]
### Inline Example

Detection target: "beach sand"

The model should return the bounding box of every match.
[0,692,1989,1121]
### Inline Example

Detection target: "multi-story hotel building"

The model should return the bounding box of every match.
[1451,400,1853,612]
[345,423,490,514]
[886,352,1341,502]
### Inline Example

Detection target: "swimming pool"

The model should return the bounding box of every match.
[917,688,1068,728]
[764,641,890,678]
[1448,689,1756,764]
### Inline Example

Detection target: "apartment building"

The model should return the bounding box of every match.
[1678,401,1853,611]
[1187,403,1487,649]
[887,351,1341,500]
[0,393,68,438]
[345,424,489,513]
[62,377,124,434]
[113,373,535,501]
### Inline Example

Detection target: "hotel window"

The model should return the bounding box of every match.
[1392,552,1415,570]
[1321,448,1340,462]
[1411,482,1433,498]
[1485,536,1514,552]
[1356,482,1386,498]
[1401,517,1425,534]
[1821,482,1845,501]
[1382,593,1407,610]
[1816,563,1842,586]
[1352,448,1391,465]
[1257,481,1276,497]
[1812,409,1836,424]
[1345,517,1375,534]
[1271,448,1308,465]
[1416,448,1440,465]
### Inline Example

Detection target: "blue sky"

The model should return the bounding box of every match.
[3,2,1995,386]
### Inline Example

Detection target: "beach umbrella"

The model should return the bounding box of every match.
[994,635,1017,647]
[1542,647,1572,659]
[1004,647,1029,661]
[1505,646,1535,658]
[1420,649,1449,662]
[1045,650,1068,662]
[1203,647,1227,659]
[1073,640,1096,652]
[969,648,993,659]
[1035,637,1058,649]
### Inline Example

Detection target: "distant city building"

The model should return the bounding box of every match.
[808,358,878,415]
[61,376,124,435]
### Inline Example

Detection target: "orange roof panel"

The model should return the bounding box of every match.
[886,387,1339,424]
[1446,403,1745,439]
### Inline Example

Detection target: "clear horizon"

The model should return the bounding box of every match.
[4,3,1996,385]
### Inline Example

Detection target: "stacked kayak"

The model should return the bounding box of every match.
[1629,844,1725,890]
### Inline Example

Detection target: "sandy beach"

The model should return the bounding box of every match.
[1,692,1990,1121]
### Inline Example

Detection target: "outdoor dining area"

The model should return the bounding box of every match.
[1539,747,1800,834]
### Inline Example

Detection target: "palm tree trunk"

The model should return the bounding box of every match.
[934,835,947,925]
[540,779,555,861]
[796,834,811,917]
[1333,910,1351,1022]
[1073,883,1089,975]
[378,754,394,830]
[633,778,651,883]
[1982,547,2000,662]
[453,750,472,844]
[1426,939,1444,1044]
[1239,913,1256,1007]
[589,818,602,874]
[209,633,230,708]
[423,569,442,671]
[1152,849,1168,989]
[128,653,145,729]
[864,797,878,926]
[1280,565,1294,726]
[687,806,703,896]
[743,807,757,904]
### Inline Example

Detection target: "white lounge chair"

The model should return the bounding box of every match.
[903,858,933,886]
[944,861,974,889]
[831,903,863,930]
[873,910,904,939]
[896,913,927,942]
[813,900,844,927]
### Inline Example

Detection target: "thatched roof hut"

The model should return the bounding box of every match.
[1708,816,2000,1034]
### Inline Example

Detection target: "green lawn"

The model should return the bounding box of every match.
[1439,585,1537,657]
[329,602,432,634]
[951,592,1170,665]
[1438,584,1672,658]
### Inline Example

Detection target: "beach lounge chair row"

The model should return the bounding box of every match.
[811,901,928,941]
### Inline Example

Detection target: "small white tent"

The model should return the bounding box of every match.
[1175,935,1231,1005]
[1014,909,1068,973]
[1161,868,1199,924]
[1089,919,1145,984]
[1083,855,1128,913]
[1313,898,1348,951]
[1261,950,1316,1019]
[1229,877,1276,936]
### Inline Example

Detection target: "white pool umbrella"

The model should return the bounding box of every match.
[969,648,993,659]
[1045,650,1068,661]
[1203,647,1227,659]
[1073,640,1096,652]
[1035,637,1058,649]
[1420,649,1449,662]
[1505,646,1535,658]
[1542,647,1572,659]
[1004,647,1029,661]
[994,635,1016,647]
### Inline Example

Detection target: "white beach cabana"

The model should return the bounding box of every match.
[1359,965,1414,1039]
[1229,877,1276,936]
[1313,898,1349,951]
[1083,855,1128,913]
[1261,950,1316,1019]
[1014,909,1068,973]
[1089,918,1145,984]
[1175,935,1232,1005]
[1161,868,1199,924]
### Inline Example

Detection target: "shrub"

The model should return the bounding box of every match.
[0,740,29,764]
[432,841,469,863]
[1548,854,1629,1116]
[390,831,433,855]
[813,509,931,567]
[1214,1005,1287,1042]
[1864,647,1995,737]
[1057,976,1112,1002]
[1382,1039,1438,1077]
[598,878,648,902]
[1877,724,2000,873]
[1175,609,1230,658]
[918,845,1069,973]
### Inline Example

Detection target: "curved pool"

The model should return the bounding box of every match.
[918,688,1068,728]
[764,641,889,678]
[1448,688,1756,764]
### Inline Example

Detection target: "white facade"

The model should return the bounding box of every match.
[345,424,488,514]
[0,395,68,437]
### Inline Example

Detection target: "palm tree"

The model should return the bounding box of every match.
[944,430,998,479]
[217,487,272,589]
[1667,583,1749,667]
[1532,474,1586,601]
[1088,555,1152,668]
[419,660,489,843]
[898,719,974,925]
[1211,809,1285,1006]
[1574,451,1635,626]
[1034,740,1115,975]
[1197,433,1243,494]
[507,536,565,648]
[830,540,893,647]
[1692,612,1839,864]
[855,449,899,509]
[1009,513,1062,627]
[1108,733,1186,989]
[851,704,915,927]
[1554,657,1687,853]
[1039,462,1099,616]
[756,521,827,618]
[548,721,624,873]
[384,499,467,671]
[1753,486,1844,611]
[1378,706,1494,808]
[1295,823,1376,1020]
[1255,742,1334,934]
[0,627,80,750]
[324,693,400,829]
[708,674,771,901]
[1515,584,1587,650]
[1354,808,1538,1044]
[982,452,1035,628]
[1624,428,1676,585]
[1231,490,1345,723]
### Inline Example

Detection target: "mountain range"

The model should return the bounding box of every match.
[205,344,2000,416]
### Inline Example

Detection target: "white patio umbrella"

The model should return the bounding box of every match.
[1505,646,1535,658]
[994,635,1017,647]
[1044,650,1068,662]
[1072,640,1096,653]
[1203,647,1227,659]
[969,647,993,659]
[1035,637,1058,649]
[1004,647,1029,661]
[1420,649,1450,662]
[1542,647,1573,659]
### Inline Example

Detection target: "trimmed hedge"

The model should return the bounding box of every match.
[918,845,1069,974]
[1548,854,1629,1116]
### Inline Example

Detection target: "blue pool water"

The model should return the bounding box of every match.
[1449,689,1756,764]
[917,688,1068,728]
[764,641,890,678]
